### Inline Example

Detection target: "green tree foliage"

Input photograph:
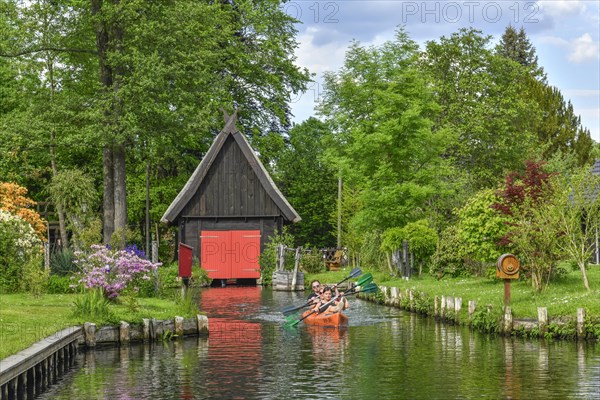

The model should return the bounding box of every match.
[1,0,310,246]
[318,28,449,236]
[381,219,437,275]
[457,189,512,264]
[430,225,466,278]
[274,118,337,248]
[527,80,594,166]
[496,25,546,81]
[47,170,100,250]
[422,28,538,190]
[496,25,593,166]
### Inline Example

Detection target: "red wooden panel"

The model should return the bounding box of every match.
[178,243,193,278]
[233,230,261,279]
[201,231,230,279]
[200,230,261,280]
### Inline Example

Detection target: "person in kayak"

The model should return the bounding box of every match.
[307,280,323,304]
[313,286,349,314]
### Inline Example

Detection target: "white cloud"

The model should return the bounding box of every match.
[539,33,599,64]
[568,33,600,63]
[538,1,586,17]
[296,27,347,71]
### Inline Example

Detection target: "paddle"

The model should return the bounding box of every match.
[284,283,379,328]
[280,267,362,316]
[281,271,372,317]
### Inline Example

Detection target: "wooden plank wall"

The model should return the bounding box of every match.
[182,135,279,218]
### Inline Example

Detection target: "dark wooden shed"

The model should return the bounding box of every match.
[161,111,301,282]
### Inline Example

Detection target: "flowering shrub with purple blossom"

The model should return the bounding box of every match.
[72,244,160,299]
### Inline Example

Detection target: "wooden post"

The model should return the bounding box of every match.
[446,296,454,318]
[337,175,342,248]
[84,322,96,348]
[175,316,184,337]
[504,279,511,306]
[291,247,301,290]
[390,287,399,306]
[120,321,130,344]
[577,308,586,339]
[434,295,440,317]
[503,306,513,333]
[468,300,476,324]
[455,297,462,323]
[278,245,286,271]
[441,296,446,319]
[197,315,209,335]
[537,307,548,336]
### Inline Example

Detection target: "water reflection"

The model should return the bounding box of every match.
[38,287,600,399]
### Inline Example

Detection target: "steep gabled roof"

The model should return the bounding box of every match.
[161,110,301,224]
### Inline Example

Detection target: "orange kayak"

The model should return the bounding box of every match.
[302,310,348,327]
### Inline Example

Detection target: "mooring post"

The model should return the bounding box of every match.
[455,297,462,323]
[503,306,513,334]
[577,308,586,339]
[468,300,476,324]
[538,307,548,336]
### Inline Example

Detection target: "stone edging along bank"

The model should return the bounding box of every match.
[0,315,209,400]
[357,285,599,341]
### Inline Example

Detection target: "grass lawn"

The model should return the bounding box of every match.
[308,265,600,320]
[0,293,196,360]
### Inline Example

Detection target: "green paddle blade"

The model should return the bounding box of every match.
[359,282,378,294]
[355,272,373,287]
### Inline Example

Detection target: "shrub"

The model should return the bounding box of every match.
[301,250,324,273]
[72,288,114,321]
[50,248,77,276]
[358,231,386,271]
[0,182,46,240]
[21,254,49,298]
[47,275,76,294]
[430,226,467,278]
[72,244,160,299]
[0,210,43,292]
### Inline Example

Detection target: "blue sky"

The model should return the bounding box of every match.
[287,0,600,142]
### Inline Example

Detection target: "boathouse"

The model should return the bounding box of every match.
[161,110,301,282]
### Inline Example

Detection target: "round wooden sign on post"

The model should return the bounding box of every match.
[496,254,520,280]
[497,254,520,307]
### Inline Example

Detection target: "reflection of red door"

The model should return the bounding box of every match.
[200,230,261,279]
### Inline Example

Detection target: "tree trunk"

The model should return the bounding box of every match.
[47,57,69,249]
[113,143,127,246]
[385,252,393,274]
[102,145,115,243]
[579,261,591,291]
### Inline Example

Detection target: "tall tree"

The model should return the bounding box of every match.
[422,28,538,190]
[496,25,593,166]
[497,25,546,81]
[318,28,450,237]
[274,118,337,248]
[528,80,594,166]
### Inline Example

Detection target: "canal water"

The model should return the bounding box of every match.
[39,286,599,399]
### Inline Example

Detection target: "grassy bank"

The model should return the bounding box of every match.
[308,266,600,319]
[0,293,196,360]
